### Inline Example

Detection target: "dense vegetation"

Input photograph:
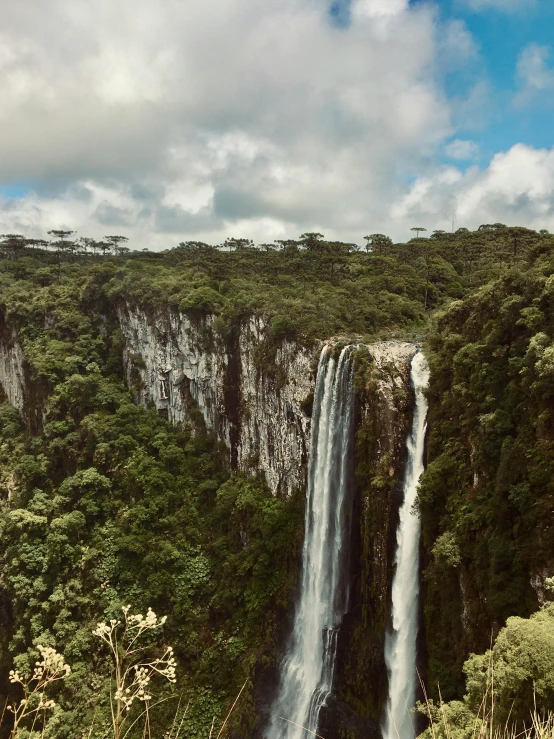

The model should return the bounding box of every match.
[419,238,554,704]
[0,224,553,736]
[0,261,303,737]
[418,602,554,739]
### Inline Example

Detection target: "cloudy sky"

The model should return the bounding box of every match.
[1,0,553,249]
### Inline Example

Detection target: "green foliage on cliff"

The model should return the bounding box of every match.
[419,239,554,701]
[1,225,554,734]
[0,269,303,737]
[419,603,554,738]
[6,224,552,344]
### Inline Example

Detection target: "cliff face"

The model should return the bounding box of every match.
[0,303,416,518]
[0,328,25,413]
[114,317,420,732]
[117,305,314,497]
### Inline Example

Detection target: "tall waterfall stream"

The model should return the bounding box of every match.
[266,346,355,739]
[383,352,429,739]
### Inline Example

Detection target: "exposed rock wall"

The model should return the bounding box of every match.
[0,330,25,413]
[117,305,315,497]
[0,301,417,518]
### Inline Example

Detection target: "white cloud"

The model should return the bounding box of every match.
[515,43,554,106]
[439,19,479,69]
[2,0,544,249]
[351,0,408,20]
[445,139,479,160]
[0,0,456,246]
[391,143,554,235]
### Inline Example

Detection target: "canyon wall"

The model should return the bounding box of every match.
[0,328,25,413]
[116,305,315,497]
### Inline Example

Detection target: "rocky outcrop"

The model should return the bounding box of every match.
[0,330,25,413]
[0,300,418,515]
[117,306,315,497]
[117,306,419,512]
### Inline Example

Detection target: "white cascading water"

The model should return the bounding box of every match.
[383,351,429,739]
[266,345,355,739]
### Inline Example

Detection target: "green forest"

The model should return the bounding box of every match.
[0,224,553,738]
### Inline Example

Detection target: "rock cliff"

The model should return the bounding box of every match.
[117,306,315,497]
[0,306,417,514]
[0,328,25,413]
[116,307,419,522]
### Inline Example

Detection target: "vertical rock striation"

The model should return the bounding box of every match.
[117,306,314,497]
[0,329,25,413]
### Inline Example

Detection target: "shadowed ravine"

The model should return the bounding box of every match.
[266,345,355,739]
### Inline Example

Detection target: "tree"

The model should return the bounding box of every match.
[363,233,393,255]
[47,230,77,270]
[410,227,427,239]
[25,238,49,253]
[418,603,554,736]
[47,229,75,242]
[104,235,129,256]
[477,223,506,232]
[78,237,97,258]
[299,232,325,252]
[322,240,355,279]
[0,234,26,259]
[49,239,73,262]
[501,226,537,266]
[97,240,112,258]
[223,237,254,252]
[274,239,298,251]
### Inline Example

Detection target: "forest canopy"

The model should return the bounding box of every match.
[0,223,553,737]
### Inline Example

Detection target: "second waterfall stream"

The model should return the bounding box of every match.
[266,345,355,739]
[383,351,430,739]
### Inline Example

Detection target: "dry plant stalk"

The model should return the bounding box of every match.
[93,605,177,739]
[6,645,71,738]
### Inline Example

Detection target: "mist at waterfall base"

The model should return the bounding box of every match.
[266,346,355,739]
[383,352,430,739]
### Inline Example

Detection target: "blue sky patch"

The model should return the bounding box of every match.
[0,184,31,199]
[329,0,352,28]
[418,0,554,160]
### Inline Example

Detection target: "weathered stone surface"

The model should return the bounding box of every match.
[0,332,25,412]
[117,306,315,497]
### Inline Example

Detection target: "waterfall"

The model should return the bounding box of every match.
[383,351,429,739]
[266,345,355,739]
